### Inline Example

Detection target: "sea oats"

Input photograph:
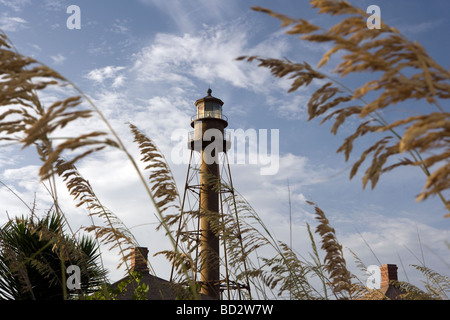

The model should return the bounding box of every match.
[240,1,450,215]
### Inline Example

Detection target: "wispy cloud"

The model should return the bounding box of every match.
[265,94,309,121]
[339,210,449,284]
[131,22,288,92]
[0,13,27,32]
[139,0,238,33]
[85,66,126,87]
[0,0,31,12]
[110,19,131,35]
[43,0,67,11]
[399,19,443,36]
[50,53,66,65]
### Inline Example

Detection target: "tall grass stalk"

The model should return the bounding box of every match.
[238,1,450,215]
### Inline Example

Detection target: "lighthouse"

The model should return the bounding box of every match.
[189,88,228,299]
[171,89,250,300]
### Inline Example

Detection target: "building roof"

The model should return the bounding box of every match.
[360,284,405,300]
[110,247,213,300]
[194,88,224,107]
[111,272,181,300]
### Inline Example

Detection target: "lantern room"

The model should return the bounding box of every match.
[190,88,228,127]
[188,89,230,152]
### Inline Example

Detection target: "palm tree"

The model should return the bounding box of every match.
[0,211,108,300]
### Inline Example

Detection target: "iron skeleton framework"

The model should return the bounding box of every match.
[169,89,251,300]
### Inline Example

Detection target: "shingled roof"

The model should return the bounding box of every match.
[111,247,213,300]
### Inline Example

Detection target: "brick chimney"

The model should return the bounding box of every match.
[130,247,149,273]
[380,264,398,287]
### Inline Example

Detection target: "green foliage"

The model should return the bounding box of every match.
[0,211,107,300]
[84,271,149,300]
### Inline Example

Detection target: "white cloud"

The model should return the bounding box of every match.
[111,19,131,35]
[85,66,126,86]
[0,13,27,32]
[2,165,41,189]
[338,210,450,285]
[265,94,309,121]
[0,0,31,12]
[0,146,20,168]
[50,53,66,65]
[31,43,42,52]
[131,23,288,92]
[139,0,238,33]
[0,164,58,219]
[43,0,66,12]
[112,75,126,88]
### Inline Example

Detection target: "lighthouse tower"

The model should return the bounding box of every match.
[191,88,227,299]
[170,89,250,300]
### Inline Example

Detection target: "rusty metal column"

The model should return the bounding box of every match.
[200,147,220,299]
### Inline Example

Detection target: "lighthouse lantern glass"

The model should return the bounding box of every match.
[197,104,204,119]
[197,101,222,120]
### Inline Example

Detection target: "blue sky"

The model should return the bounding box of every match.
[0,0,449,295]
